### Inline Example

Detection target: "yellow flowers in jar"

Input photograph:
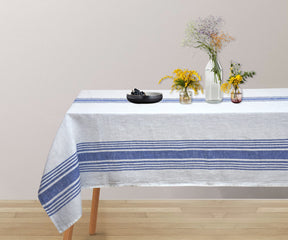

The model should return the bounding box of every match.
[159,69,203,104]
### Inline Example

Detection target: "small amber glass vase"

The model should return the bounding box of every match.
[179,89,192,104]
[231,87,242,103]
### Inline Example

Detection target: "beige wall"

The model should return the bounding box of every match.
[0,0,288,200]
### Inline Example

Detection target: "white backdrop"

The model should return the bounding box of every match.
[0,0,288,200]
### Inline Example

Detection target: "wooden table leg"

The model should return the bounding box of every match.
[63,225,74,240]
[89,188,100,235]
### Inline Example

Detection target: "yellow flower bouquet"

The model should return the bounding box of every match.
[221,62,255,103]
[159,69,203,104]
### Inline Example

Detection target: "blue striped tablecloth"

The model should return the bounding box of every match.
[38,89,288,233]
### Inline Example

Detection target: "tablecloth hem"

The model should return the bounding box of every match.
[56,215,81,234]
[81,182,288,188]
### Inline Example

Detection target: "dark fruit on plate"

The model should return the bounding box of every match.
[131,88,145,96]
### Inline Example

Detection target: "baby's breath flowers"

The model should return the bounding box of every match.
[159,69,203,96]
[182,16,234,82]
[221,62,255,94]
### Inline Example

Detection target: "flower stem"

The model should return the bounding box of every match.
[211,54,221,84]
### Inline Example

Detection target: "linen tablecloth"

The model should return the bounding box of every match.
[38,89,288,233]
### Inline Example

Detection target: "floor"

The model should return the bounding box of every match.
[1,200,288,240]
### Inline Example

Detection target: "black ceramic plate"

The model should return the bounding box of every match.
[126,92,163,104]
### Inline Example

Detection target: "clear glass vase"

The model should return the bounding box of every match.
[205,58,223,103]
[179,90,192,104]
[231,87,242,103]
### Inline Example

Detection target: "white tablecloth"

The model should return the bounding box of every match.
[38,89,288,233]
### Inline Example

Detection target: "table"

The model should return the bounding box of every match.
[38,89,288,236]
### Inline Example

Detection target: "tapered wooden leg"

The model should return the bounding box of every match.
[63,225,74,240]
[89,188,100,235]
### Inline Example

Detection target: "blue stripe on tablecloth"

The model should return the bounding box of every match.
[74,98,128,103]
[77,150,288,161]
[78,160,288,171]
[74,96,288,103]
[47,185,81,216]
[76,145,288,152]
[43,178,80,212]
[76,139,288,151]
[45,179,81,216]
[77,139,288,144]
[79,159,288,166]
[79,162,288,172]
[38,167,80,209]
[39,156,78,193]
[77,146,288,152]
[79,166,288,172]
[40,153,78,185]
[77,139,288,145]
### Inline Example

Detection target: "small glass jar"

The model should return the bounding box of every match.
[231,87,242,103]
[179,90,192,104]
